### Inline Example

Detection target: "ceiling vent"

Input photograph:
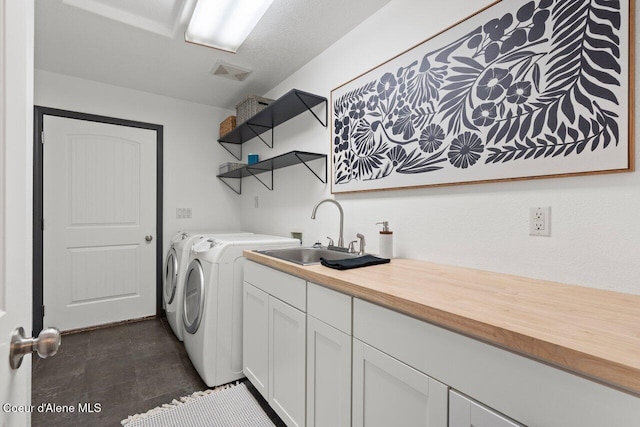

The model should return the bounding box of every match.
[209,61,253,82]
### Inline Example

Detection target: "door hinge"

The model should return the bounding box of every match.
[41,218,45,231]
[41,131,45,144]
[42,305,45,317]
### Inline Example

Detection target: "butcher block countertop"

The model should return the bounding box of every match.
[244,251,640,396]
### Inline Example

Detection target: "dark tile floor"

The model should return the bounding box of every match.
[32,318,284,427]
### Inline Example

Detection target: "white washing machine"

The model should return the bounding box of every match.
[182,234,299,387]
[164,230,253,341]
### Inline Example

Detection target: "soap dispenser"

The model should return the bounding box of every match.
[376,221,393,259]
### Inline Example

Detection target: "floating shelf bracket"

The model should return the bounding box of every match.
[294,152,327,183]
[246,123,273,148]
[295,91,327,127]
[218,176,242,195]
[219,141,243,161]
[246,165,273,191]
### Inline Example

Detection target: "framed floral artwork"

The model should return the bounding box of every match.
[331,0,633,193]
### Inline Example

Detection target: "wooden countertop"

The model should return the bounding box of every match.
[244,251,640,395]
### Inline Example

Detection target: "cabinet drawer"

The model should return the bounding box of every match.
[307,282,352,334]
[244,260,306,311]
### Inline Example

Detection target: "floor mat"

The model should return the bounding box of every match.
[121,382,275,427]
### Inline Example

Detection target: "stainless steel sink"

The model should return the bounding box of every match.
[256,247,359,265]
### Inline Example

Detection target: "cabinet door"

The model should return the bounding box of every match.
[352,339,448,427]
[269,296,306,427]
[307,315,351,427]
[242,281,269,399]
[449,390,522,427]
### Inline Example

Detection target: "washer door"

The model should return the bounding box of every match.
[183,259,205,334]
[164,248,178,304]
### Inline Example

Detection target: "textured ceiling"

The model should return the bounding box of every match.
[35,0,391,109]
[61,0,193,37]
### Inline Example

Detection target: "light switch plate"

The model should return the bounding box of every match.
[176,208,192,219]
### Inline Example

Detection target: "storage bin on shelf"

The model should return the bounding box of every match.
[219,115,236,137]
[218,162,245,174]
[236,95,273,124]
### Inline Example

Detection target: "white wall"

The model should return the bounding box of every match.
[240,0,640,295]
[35,70,241,256]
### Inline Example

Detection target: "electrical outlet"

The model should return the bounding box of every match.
[529,206,551,236]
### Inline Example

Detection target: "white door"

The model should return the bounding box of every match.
[0,0,35,425]
[352,339,448,427]
[269,296,306,427]
[43,115,157,331]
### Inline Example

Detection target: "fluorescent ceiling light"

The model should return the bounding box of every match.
[185,0,275,53]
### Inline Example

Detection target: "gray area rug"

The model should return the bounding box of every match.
[121,382,275,427]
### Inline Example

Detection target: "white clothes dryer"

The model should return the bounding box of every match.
[164,230,252,341]
[182,234,299,387]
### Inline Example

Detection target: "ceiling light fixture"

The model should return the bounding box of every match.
[185,0,275,53]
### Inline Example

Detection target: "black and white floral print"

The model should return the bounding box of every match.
[419,124,445,153]
[448,132,484,169]
[332,0,624,187]
[477,68,512,101]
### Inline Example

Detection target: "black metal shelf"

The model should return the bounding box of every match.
[217,150,326,194]
[218,89,327,160]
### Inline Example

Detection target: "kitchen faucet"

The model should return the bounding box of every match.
[311,198,344,249]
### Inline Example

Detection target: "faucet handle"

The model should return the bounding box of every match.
[326,236,334,247]
[348,240,358,253]
[356,233,366,255]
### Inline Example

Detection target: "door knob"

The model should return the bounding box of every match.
[145,235,153,242]
[10,327,61,369]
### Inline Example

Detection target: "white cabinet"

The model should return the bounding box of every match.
[245,261,640,427]
[242,281,269,399]
[243,262,307,427]
[449,391,522,427]
[352,339,448,427]
[306,315,351,427]
[306,282,352,427]
[269,295,306,427]
[353,298,640,427]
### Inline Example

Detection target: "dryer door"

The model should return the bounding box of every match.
[164,248,178,304]
[183,259,205,334]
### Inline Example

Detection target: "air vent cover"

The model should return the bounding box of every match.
[209,61,252,82]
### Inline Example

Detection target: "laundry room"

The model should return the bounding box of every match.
[1,0,640,426]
